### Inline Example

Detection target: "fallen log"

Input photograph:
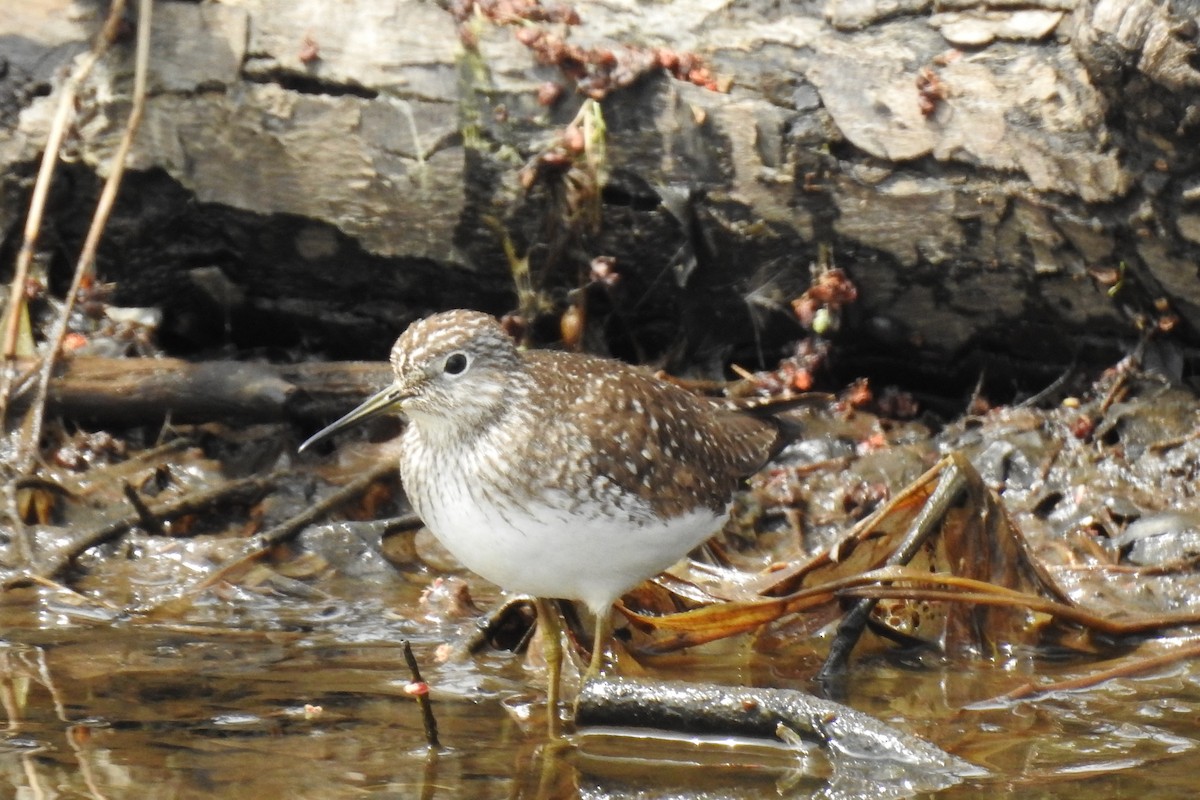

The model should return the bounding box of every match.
[6,356,392,426]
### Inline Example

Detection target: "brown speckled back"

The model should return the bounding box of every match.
[509,349,779,519]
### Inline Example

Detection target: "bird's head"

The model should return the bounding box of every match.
[299,310,522,452]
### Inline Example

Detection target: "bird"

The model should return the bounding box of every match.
[299,309,791,733]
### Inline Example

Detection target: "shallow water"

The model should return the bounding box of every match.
[5,379,1200,798]
[3,565,1200,800]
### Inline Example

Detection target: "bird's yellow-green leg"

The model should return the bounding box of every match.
[534,598,563,736]
[585,607,610,681]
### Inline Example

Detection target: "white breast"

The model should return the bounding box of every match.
[400,436,724,615]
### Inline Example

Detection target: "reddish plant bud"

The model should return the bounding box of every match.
[536,81,564,106]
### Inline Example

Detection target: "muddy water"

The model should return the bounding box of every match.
[4,378,1200,797]
[2,566,1199,800]
[0,577,528,799]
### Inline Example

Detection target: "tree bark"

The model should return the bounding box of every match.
[2,0,1198,390]
[7,356,391,425]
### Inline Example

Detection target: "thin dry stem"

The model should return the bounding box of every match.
[403,640,441,749]
[186,458,398,595]
[19,0,153,474]
[1,0,128,403]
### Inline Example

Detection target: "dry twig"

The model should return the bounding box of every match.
[0,0,130,413]
[403,640,441,748]
[192,458,400,592]
[21,0,155,475]
[0,0,132,570]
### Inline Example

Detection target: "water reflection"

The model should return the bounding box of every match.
[0,573,1195,799]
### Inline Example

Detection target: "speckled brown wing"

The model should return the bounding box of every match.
[704,402,786,477]
[519,351,782,519]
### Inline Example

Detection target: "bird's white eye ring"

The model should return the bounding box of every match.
[443,351,470,376]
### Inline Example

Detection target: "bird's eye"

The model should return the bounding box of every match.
[443,352,469,375]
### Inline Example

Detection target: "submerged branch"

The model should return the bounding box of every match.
[575,677,984,788]
[990,639,1200,702]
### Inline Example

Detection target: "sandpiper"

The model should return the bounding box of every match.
[300,309,789,731]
